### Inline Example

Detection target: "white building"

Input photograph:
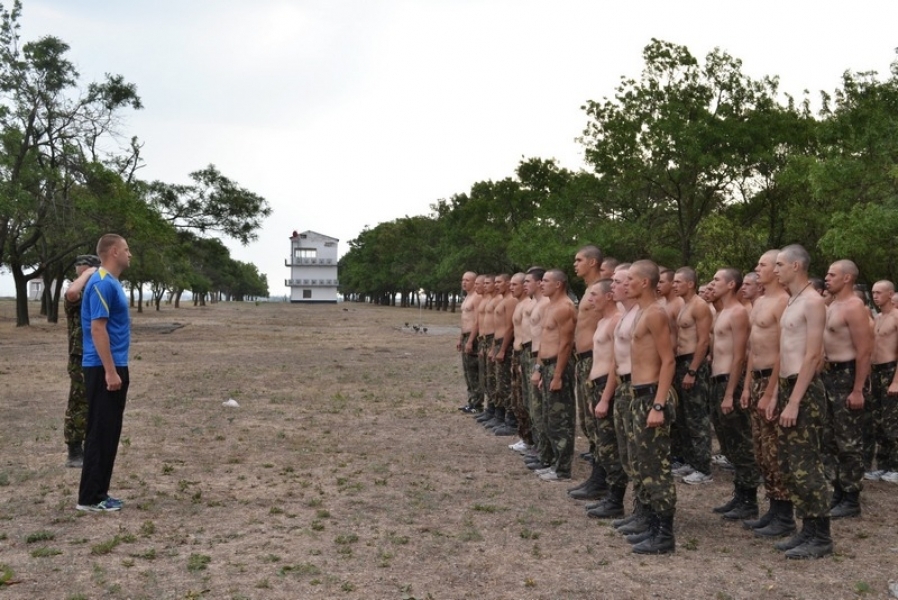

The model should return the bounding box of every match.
[285,230,339,303]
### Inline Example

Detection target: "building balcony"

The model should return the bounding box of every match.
[285,278,340,287]
[285,257,335,266]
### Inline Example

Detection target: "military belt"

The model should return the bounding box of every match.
[618,373,632,383]
[872,361,897,373]
[824,359,855,372]
[752,368,773,378]
[632,383,658,398]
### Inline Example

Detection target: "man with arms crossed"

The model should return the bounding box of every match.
[672,267,714,484]
[869,281,898,483]
[77,234,132,512]
[458,271,483,413]
[772,244,832,558]
[531,270,577,481]
[584,280,628,518]
[822,260,873,518]
[569,246,608,499]
[625,260,677,554]
[741,250,795,537]
[706,268,760,520]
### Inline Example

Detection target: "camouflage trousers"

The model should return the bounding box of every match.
[629,383,677,517]
[614,378,645,504]
[777,375,829,518]
[748,373,789,500]
[574,352,599,449]
[460,333,482,408]
[710,374,759,489]
[542,359,576,477]
[523,347,548,460]
[591,375,628,489]
[673,356,712,475]
[479,335,495,410]
[867,362,898,472]
[822,364,865,493]
[66,356,89,444]
[491,339,511,410]
[510,350,533,445]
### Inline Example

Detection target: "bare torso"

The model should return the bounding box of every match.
[873,308,898,364]
[823,297,864,362]
[461,292,480,334]
[631,302,668,385]
[589,310,621,380]
[780,292,824,377]
[530,296,550,354]
[614,304,638,376]
[712,302,749,377]
[748,292,788,370]
[575,296,602,353]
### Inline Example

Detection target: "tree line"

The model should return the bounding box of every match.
[339,39,898,308]
[0,1,272,326]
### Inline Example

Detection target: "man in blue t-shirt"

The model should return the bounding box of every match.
[76,234,132,512]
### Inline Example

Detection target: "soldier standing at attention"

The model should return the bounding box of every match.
[706,268,759,520]
[772,244,832,558]
[63,255,100,467]
[491,274,519,436]
[584,280,628,518]
[474,276,498,426]
[507,274,533,451]
[458,271,482,413]
[741,272,762,306]
[523,268,551,471]
[569,245,607,500]
[741,250,795,538]
[531,269,577,482]
[822,260,873,518]
[869,280,898,483]
[625,260,677,554]
[672,267,714,484]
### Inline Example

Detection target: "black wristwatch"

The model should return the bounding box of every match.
[686,368,697,377]
[652,403,665,412]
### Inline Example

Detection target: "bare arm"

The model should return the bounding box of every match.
[722,309,749,413]
[846,301,873,410]
[780,299,826,427]
[647,309,675,427]
[550,305,576,392]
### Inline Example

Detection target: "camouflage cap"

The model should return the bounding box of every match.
[75,255,100,267]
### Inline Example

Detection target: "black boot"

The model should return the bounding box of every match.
[493,411,518,436]
[475,406,494,423]
[66,442,84,468]
[742,499,775,530]
[632,514,675,555]
[483,407,505,429]
[569,464,608,500]
[626,513,657,544]
[712,489,740,514]
[612,500,641,529]
[587,486,626,519]
[829,490,861,519]
[754,499,797,538]
[617,503,652,535]
[723,487,758,521]
[785,517,833,559]
[774,517,812,551]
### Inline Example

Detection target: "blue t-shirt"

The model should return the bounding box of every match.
[81,268,130,367]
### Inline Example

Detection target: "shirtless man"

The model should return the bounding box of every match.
[604,264,650,535]
[740,250,795,538]
[531,269,577,482]
[870,281,898,484]
[583,280,629,519]
[624,260,676,554]
[569,245,608,500]
[672,267,714,484]
[706,268,760,520]
[772,244,832,559]
[822,260,873,518]
[741,272,762,307]
[490,274,519,436]
[507,274,534,451]
[458,272,483,412]
[474,275,498,425]
[658,268,684,355]
[600,257,619,280]
[523,268,553,471]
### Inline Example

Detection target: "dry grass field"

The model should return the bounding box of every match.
[0,299,896,600]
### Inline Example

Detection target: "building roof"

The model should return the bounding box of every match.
[290,230,339,242]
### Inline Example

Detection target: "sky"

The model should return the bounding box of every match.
[2,0,897,297]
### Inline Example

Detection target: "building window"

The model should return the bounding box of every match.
[294,248,317,259]
[302,289,312,299]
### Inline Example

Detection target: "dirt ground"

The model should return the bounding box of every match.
[0,299,896,600]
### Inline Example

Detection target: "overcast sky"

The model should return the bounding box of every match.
[2,0,897,296]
